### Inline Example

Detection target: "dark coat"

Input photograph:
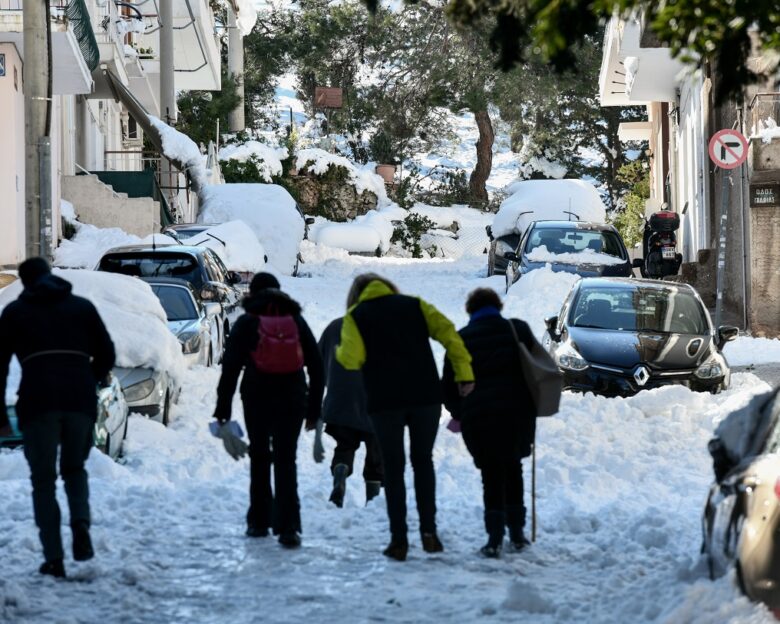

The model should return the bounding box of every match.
[0,274,116,429]
[443,312,537,463]
[214,288,324,424]
[318,318,370,432]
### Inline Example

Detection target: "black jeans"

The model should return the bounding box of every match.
[243,398,304,535]
[481,457,524,519]
[325,423,383,483]
[369,405,440,542]
[22,411,94,562]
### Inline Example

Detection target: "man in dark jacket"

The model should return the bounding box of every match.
[319,317,383,507]
[213,273,324,549]
[0,258,116,578]
[443,288,536,558]
[337,273,474,561]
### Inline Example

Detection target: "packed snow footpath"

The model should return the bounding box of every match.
[1,251,778,623]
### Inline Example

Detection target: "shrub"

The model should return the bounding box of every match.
[391,213,436,258]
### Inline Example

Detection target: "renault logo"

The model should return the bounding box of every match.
[633,366,650,386]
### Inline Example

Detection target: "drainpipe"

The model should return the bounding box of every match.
[227,4,245,132]
[160,0,178,219]
[737,107,750,331]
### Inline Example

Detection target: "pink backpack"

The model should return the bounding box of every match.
[250,314,304,374]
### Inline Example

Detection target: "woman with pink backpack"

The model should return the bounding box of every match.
[213,273,324,548]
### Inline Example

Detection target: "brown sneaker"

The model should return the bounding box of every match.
[421,533,444,553]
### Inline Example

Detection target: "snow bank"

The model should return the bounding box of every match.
[492,179,607,238]
[218,141,287,182]
[148,115,207,190]
[753,117,780,144]
[0,270,185,392]
[314,224,381,254]
[527,246,627,266]
[504,265,581,339]
[181,221,266,273]
[60,199,77,223]
[198,183,304,274]
[296,148,389,206]
[724,336,780,366]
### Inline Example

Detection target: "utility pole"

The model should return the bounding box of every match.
[227,3,245,132]
[23,0,51,260]
[159,0,178,219]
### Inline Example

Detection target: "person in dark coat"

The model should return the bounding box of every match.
[319,316,383,508]
[0,258,116,578]
[213,272,324,549]
[442,288,537,558]
[337,273,474,561]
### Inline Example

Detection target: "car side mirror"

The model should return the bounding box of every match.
[204,302,222,317]
[503,251,519,262]
[305,217,315,226]
[227,271,242,285]
[717,325,739,348]
[632,258,644,269]
[544,315,560,340]
[485,225,494,241]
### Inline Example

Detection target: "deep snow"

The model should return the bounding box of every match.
[0,253,777,624]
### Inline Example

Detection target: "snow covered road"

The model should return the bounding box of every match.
[1,254,777,623]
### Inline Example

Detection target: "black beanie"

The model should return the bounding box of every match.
[19,257,51,288]
[249,272,280,295]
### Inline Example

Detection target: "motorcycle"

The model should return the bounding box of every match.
[640,210,683,279]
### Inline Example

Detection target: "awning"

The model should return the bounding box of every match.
[103,69,204,193]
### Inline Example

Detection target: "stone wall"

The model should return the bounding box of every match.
[284,174,377,222]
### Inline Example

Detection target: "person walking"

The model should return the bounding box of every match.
[213,273,324,548]
[0,258,116,578]
[319,315,383,508]
[442,288,537,558]
[337,273,474,561]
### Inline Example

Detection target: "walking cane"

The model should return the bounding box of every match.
[531,442,537,542]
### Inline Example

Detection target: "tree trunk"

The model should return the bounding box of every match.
[469,109,494,203]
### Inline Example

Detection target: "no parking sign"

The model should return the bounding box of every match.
[708,129,748,169]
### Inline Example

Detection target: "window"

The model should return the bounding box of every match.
[202,250,227,283]
[525,228,625,258]
[99,253,204,289]
[151,285,198,321]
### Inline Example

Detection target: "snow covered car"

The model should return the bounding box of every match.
[542,278,738,397]
[702,387,780,614]
[142,278,224,367]
[198,183,313,275]
[1,373,129,461]
[112,366,178,426]
[503,221,633,292]
[488,178,608,277]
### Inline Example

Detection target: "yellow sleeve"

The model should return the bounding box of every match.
[335,311,366,370]
[419,299,474,382]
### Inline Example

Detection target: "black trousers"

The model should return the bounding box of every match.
[369,405,440,542]
[325,423,383,483]
[22,411,94,562]
[243,398,304,535]
[481,458,524,520]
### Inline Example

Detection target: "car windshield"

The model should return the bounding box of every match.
[525,228,625,258]
[569,286,709,334]
[99,253,204,288]
[171,227,208,239]
[150,285,198,321]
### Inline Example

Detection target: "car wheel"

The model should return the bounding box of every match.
[162,392,171,427]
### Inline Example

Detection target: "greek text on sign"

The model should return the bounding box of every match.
[708,129,748,169]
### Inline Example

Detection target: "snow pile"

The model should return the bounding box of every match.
[198,183,304,274]
[312,210,395,254]
[60,198,77,223]
[724,336,780,366]
[492,179,607,238]
[54,223,177,269]
[526,246,627,266]
[296,148,390,206]
[0,270,185,386]
[181,221,266,273]
[753,117,780,144]
[218,141,287,182]
[504,265,581,339]
[148,115,207,190]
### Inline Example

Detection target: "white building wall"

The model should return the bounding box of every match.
[0,43,25,266]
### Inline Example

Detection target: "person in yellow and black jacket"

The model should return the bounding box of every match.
[336,273,474,562]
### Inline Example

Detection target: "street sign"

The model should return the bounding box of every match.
[0,54,5,78]
[708,129,748,169]
[750,182,780,208]
[314,87,343,109]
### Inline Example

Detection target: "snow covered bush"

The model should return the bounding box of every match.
[391,213,437,258]
[219,140,287,183]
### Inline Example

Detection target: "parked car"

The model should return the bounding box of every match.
[96,244,243,343]
[486,226,522,277]
[162,223,219,242]
[504,221,634,291]
[112,365,178,426]
[142,277,223,367]
[542,277,738,397]
[0,373,129,461]
[702,387,780,614]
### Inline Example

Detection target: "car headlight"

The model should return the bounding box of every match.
[123,378,156,402]
[180,332,202,354]
[556,342,589,372]
[695,353,726,379]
